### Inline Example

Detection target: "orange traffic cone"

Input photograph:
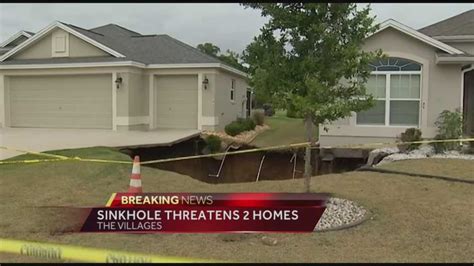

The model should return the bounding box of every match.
[128,156,142,193]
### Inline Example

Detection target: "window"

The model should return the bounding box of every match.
[230,79,235,101]
[357,57,421,126]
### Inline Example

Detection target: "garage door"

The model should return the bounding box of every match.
[154,75,198,129]
[9,74,112,129]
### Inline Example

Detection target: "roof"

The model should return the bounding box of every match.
[0,30,33,48]
[83,23,222,64]
[0,22,247,76]
[419,9,474,37]
[369,19,465,55]
[0,21,224,66]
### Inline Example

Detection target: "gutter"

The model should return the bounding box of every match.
[436,54,474,64]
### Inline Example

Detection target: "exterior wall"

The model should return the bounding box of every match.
[319,135,397,147]
[319,27,463,147]
[443,41,474,54]
[69,33,109,57]
[0,65,248,132]
[145,68,220,131]
[213,69,249,131]
[0,66,142,130]
[10,28,110,60]
[13,33,52,59]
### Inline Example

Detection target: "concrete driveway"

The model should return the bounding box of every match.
[0,128,201,160]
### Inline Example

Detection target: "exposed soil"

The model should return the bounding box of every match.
[121,137,366,184]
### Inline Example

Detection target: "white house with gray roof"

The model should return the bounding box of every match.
[319,10,474,146]
[0,21,250,131]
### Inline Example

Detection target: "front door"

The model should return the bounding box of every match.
[463,69,474,135]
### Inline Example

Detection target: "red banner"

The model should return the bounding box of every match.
[80,193,329,233]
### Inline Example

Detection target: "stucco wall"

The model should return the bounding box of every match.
[1,66,248,131]
[0,66,143,130]
[11,28,110,60]
[214,69,249,131]
[319,27,463,146]
[13,33,52,59]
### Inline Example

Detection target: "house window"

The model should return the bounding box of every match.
[357,57,421,126]
[230,79,235,101]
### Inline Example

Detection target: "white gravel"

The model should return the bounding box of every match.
[314,197,368,231]
[375,145,474,166]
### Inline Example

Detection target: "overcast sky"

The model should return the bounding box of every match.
[0,3,472,53]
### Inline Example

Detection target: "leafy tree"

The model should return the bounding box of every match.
[218,49,248,72]
[241,3,383,191]
[197,43,248,72]
[197,42,221,57]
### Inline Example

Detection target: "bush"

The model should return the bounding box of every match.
[262,103,275,116]
[204,135,222,154]
[225,121,246,136]
[286,104,300,118]
[430,109,463,153]
[252,110,265,126]
[397,128,422,152]
[238,117,256,131]
[225,118,256,136]
[431,134,448,154]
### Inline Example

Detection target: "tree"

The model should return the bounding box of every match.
[197,43,248,73]
[197,42,221,57]
[242,3,383,192]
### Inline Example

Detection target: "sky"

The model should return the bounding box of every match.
[0,3,472,53]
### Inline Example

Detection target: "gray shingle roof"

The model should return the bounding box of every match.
[63,22,222,65]
[0,22,236,68]
[419,9,474,37]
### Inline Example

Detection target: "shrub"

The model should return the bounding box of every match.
[286,104,300,118]
[225,121,246,136]
[431,134,448,154]
[225,118,256,136]
[397,128,422,152]
[204,135,222,153]
[252,110,265,126]
[262,103,275,116]
[430,109,463,153]
[241,117,256,131]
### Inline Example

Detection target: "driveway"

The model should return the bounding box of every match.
[0,128,201,160]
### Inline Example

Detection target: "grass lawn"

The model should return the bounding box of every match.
[250,110,318,147]
[377,158,474,181]
[0,147,473,262]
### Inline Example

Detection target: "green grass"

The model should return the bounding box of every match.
[251,110,318,147]
[0,147,473,262]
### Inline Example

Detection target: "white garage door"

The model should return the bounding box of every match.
[154,75,198,129]
[9,74,112,129]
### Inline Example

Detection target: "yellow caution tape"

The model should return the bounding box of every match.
[1,138,473,166]
[0,146,70,160]
[0,238,220,263]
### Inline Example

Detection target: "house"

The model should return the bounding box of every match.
[0,21,250,131]
[319,9,474,147]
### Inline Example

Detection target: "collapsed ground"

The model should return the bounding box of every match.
[0,147,472,263]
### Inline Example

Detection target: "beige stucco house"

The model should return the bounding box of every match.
[319,10,474,146]
[0,21,250,132]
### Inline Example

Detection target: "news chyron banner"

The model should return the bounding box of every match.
[79,193,329,233]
